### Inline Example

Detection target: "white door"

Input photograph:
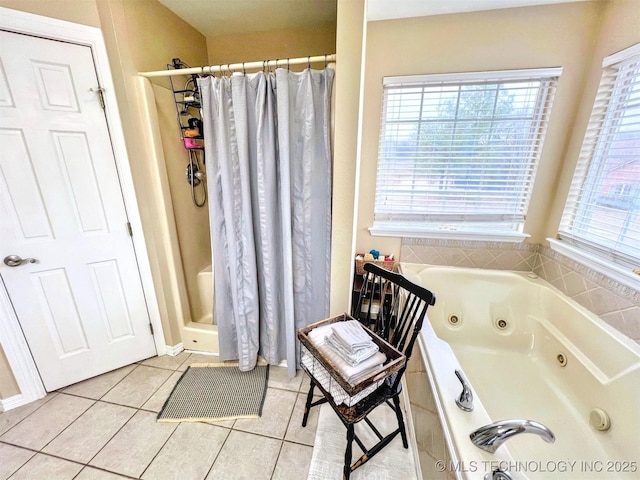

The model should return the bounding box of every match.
[0,30,157,391]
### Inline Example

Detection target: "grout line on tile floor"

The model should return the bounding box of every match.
[268,438,286,480]
[2,365,320,480]
[72,464,138,480]
[137,421,187,480]
[37,395,97,453]
[200,426,233,480]
[0,392,59,436]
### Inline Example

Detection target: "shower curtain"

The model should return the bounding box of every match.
[198,68,334,376]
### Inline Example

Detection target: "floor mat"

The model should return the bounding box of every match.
[157,363,269,423]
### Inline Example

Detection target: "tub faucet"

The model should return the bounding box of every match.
[455,370,473,412]
[470,419,555,454]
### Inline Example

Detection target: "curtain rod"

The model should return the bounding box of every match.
[138,53,336,78]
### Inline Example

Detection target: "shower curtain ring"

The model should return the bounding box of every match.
[307,56,311,69]
[242,62,246,75]
[324,54,328,68]
[287,58,290,70]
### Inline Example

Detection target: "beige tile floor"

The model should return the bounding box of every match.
[0,352,322,480]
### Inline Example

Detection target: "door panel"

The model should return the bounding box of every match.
[31,268,89,356]
[0,30,157,391]
[88,259,136,341]
[51,130,108,233]
[0,128,54,239]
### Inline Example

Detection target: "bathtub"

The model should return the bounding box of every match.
[400,263,640,480]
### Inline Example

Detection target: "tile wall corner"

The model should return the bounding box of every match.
[400,238,639,343]
[534,246,639,343]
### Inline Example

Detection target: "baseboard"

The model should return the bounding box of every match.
[0,393,30,412]
[165,343,184,356]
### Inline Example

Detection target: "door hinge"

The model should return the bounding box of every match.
[149,323,154,335]
[89,86,106,109]
[126,222,133,236]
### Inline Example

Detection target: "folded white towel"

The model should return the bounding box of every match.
[330,320,373,353]
[308,324,386,384]
[325,333,378,366]
[300,350,382,406]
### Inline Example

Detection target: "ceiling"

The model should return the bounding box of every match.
[158,0,589,38]
[367,0,590,21]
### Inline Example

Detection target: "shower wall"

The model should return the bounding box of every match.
[152,83,211,325]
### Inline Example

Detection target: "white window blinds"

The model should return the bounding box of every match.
[559,44,640,267]
[375,69,560,234]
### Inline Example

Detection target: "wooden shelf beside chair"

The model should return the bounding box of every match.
[351,258,396,335]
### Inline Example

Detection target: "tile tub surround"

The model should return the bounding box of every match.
[401,238,538,271]
[534,246,639,342]
[405,347,455,480]
[400,239,639,342]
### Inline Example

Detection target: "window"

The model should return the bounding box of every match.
[559,44,640,268]
[373,69,560,239]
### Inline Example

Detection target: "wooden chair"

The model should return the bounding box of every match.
[300,262,436,479]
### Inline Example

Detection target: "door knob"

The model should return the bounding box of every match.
[3,255,38,267]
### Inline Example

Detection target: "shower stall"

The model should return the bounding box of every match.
[137,54,336,362]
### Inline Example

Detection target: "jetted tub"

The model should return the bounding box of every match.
[400,263,640,480]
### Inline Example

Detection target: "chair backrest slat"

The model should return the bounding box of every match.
[351,263,436,391]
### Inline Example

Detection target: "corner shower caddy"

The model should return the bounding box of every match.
[168,58,206,207]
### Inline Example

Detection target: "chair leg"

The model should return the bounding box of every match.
[344,424,355,480]
[393,395,408,448]
[301,381,315,427]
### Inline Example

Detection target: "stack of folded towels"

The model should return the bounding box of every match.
[308,320,386,385]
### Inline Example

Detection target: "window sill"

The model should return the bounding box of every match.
[547,238,640,291]
[368,225,530,243]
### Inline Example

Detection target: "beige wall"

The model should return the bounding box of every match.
[0,344,20,401]
[0,0,100,27]
[330,0,364,315]
[206,24,336,68]
[356,1,606,255]
[546,0,640,239]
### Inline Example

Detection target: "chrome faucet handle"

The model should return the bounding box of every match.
[470,419,555,454]
[455,369,473,412]
[485,468,515,480]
